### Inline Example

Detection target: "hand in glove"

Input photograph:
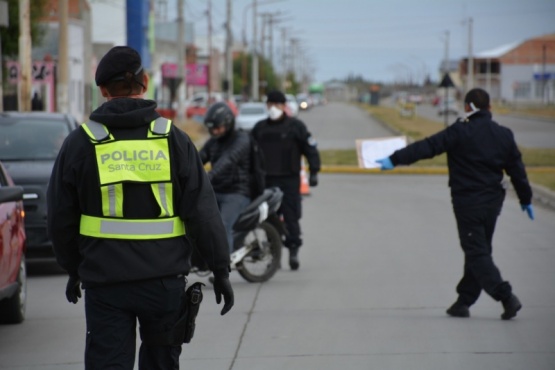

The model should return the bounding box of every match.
[309,172,318,187]
[521,204,535,220]
[375,157,394,170]
[65,275,82,304]
[213,276,234,315]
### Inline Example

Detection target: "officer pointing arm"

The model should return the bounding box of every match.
[375,88,532,321]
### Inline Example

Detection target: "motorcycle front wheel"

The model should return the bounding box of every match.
[236,221,282,283]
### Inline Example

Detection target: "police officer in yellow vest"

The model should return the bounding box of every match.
[47,46,234,369]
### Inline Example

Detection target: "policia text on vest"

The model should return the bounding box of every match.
[99,147,168,173]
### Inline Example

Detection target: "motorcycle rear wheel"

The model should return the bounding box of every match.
[236,221,282,283]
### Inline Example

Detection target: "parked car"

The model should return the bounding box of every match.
[285,94,299,117]
[438,98,460,116]
[0,161,26,324]
[235,102,268,131]
[0,112,79,259]
[296,93,312,110]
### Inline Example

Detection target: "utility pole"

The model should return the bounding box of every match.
[207,0,212,100]
[251,0,258,101]
[467,17,473,92]
[224,0,232,98]
[280,27,287,90]
[177,0,186,119]
[542,43,547,104]
[19,0,31,111]
[443,30,449,75]
[57,0,69,113]
[0,0,8,112]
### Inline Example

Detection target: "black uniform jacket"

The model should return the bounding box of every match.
[199,130,251,198]
[47,98,230,286]
[390,110,532,208]
[251,114,321,177]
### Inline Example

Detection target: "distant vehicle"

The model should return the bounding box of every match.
[309,93,326,106]
[186,93,238,121]
[233,94,249,107]
[0,161,27,324]
[285,94,299,117]
[408,94,423,104]
[296,93,311,110]
[0,112,79,259]
[235,102,268,131]
[438,98,460,116]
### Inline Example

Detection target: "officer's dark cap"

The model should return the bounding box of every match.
[95,46,143,86]
[266,90,286,104]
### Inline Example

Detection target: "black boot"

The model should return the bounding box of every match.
[446,301,470,318]
[289,246,300,271]
[501,294,522,320]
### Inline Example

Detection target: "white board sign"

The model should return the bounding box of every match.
[356,136,408,169]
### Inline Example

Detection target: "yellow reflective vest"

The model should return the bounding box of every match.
[79,118,185,240]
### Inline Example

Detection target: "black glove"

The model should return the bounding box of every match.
[309,172,318,187]
[212,276,234,315]
[65,275,81,304]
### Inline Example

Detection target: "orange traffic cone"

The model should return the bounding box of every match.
[300,160,310,196]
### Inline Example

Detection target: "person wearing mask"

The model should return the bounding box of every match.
[199,102,252,255]
[251,90,321,270]
[47,46,234,369]
[376,88,534,320]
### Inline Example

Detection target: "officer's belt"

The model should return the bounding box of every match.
[80,215,185,239]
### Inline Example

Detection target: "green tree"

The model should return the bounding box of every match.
[232,52,292,97]
[0,0,49,58]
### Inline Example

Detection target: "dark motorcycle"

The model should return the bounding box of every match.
[192,187,286,283]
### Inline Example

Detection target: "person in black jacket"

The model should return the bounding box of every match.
[376,88,534,320]
[47,46,233,369]
[251,90,321,270]
[199,102,252,254]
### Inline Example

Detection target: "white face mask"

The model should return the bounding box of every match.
[268,106,283,120]
[465,102,480,118]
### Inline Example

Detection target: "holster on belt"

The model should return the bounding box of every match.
[140,282,205,346]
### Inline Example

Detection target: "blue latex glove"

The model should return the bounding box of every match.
[521,204,535,220]
[376,157,394,170]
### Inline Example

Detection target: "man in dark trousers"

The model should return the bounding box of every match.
[251,90,321,270]
[376,88,534,320]
[47,46,234,369]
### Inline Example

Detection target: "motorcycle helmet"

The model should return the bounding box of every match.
[204,102,235,139]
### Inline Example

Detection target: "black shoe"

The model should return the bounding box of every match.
[289,247,300,271]
[501,294,522,320]
[446,302,470,318]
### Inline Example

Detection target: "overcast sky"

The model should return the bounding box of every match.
[93,0,555,84]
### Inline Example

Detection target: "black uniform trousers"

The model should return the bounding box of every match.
[266,175,302,249]
[84,276,186,370]
[453,198,512,306]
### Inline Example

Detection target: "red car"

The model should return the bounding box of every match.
[0,161,27,324]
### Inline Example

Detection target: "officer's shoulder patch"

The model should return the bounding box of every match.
[307,136,317,146]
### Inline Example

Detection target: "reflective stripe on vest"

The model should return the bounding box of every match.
[80,215,185,239]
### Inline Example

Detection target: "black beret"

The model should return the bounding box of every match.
[95,46,143,86]
[266,90,286,104]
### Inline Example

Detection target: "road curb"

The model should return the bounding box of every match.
[320,166,555,211]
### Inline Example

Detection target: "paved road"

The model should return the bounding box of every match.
[298,103,395,150]
[1,174,554,369]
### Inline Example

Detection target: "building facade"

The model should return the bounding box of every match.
[460,33,555,104]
